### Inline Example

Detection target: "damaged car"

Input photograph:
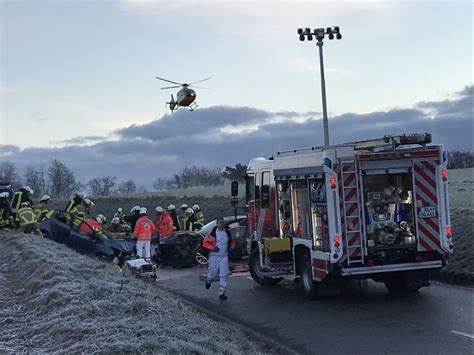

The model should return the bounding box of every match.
[40,211,136,266]
[154,216,247,268]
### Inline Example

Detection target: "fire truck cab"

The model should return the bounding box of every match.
[245,133,452,297]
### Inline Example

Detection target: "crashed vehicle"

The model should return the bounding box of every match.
[154,216,247,267]
[40,211,136,266]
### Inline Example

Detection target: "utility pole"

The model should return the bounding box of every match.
[298,26,342,147]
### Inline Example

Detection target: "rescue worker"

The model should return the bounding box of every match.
[34,195,51,223]
[113,207,125,224]
[10,186,34,228]
[203,217,235,300]
[124,205,141,233]
[79,214,104,237]
[133,207,155,261]
[0,192,12,229]
[192,204,205,225]
[179,203,188,231]
[18,202,43,237]
[72,204,87,230]
[108,216,124,234]
[167,204,180,231]
[83,198,94,216]
[64,192,86,225]
[156,206,174,239]
[184,208,201,231]
[65,192,86,213]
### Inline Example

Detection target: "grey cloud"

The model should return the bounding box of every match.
[54,135,108,145]
[4,85,473,187]
[0,144,20,155]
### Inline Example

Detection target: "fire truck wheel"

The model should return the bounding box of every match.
[249,248,282,286]
[299,254,320,299]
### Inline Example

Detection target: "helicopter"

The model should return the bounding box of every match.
[155,76,211,112]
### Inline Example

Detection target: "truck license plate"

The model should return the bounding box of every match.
[418,207,437,219]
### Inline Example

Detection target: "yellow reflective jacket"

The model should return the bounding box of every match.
[19,206,36,227]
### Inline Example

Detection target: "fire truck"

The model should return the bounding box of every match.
[241,133,452,297]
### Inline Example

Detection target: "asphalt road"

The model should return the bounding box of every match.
[156,266,473,354]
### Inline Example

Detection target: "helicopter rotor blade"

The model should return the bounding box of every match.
[155,76,183,85]
[189,86,212,89]
[160,85,182,89]
[188,77,212,85]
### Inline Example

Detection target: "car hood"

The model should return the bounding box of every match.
[102,237,136,254]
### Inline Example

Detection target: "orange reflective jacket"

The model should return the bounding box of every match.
[133,216,155,241]
[157,213,173,237]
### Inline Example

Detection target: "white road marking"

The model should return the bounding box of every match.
[450,330,474,340]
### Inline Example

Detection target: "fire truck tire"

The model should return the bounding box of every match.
[249,248,283,286]
[299,254,320,299]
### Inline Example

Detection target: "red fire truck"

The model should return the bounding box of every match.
[242,133,452,297]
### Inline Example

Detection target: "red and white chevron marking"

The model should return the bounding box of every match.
[413,160,442,253]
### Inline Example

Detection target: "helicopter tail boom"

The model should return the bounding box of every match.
[166,94,178,112]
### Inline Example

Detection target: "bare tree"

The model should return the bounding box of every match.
[448,150,474,169]
[87,176,117,196]
[152,178,168,191]
[0,161,21,189]
[48,159,80,198]
[23,165,49,198]
[117,180,137,195]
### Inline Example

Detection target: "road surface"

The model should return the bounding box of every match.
[156,266,473,354]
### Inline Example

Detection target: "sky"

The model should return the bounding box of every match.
[1,0,473,188]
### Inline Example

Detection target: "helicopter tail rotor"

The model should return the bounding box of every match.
[166,94,177,112]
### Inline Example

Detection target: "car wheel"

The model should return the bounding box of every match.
[195,250,209,265]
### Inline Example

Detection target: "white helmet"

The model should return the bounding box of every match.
[192,204,200,211]
[74,192,86,199]
[23,186,34,194]
[185,207,194,214]
[0,192,8,198]
[96,214,106,225]
[83,198,94,206]
[130,205,141,213]
[111,216,120,224]
[139,207,147,215]
[180,203,188,210]
[21,202,30,207]
[155,206,164,213]
[167,204,176,211]
[117,207,123,213]
[40,195,51,202]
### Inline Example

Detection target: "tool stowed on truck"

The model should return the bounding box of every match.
[241,133,452,297]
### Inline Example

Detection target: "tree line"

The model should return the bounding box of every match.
[0,160,248,198]
[2,151,470,198]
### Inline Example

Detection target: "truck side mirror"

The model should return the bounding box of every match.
[231,180,239,197]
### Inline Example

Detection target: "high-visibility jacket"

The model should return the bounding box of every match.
[18,206,37,228]
[11,191,33,214]
[156,212,173,237]
[0,200,10,227]
[34,203,49,223]
[133,216,155,241]
[65,197,82,213]
[185,215,202,232]
[195,211,205,225]
[0,207,10,227]
[78,218,102,236]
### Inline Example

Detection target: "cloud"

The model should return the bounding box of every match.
[52,135,108,145]
[4,85,473,187]
[0,144,20,156]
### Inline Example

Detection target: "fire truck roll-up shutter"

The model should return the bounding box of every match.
[274,166,326,180]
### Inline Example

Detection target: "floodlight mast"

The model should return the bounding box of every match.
[298,26,342,147]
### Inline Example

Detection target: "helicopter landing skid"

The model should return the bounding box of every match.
[188,102,198,111]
